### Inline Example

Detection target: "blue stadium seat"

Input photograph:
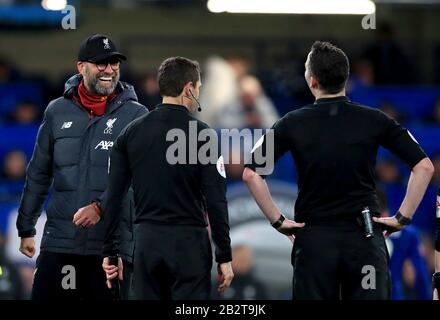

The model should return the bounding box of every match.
[0,124,39,162]
[0,82,44,117]
[407,124,440,157]
[349,86,440,119]
[0,202,18,235]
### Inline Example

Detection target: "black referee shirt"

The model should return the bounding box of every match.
[103,103,232,263]
[246,96,427,223]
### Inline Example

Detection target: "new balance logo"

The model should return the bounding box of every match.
[61,122,73,129]
[95,140,114,150]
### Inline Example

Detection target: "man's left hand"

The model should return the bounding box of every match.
[103,257,123,289]
[73,204,101,228]
[277,219,305,243]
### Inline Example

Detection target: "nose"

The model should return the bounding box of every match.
[103,63,113,73]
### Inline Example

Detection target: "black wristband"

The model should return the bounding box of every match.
[395,211,412,225]
[271,214,285,229]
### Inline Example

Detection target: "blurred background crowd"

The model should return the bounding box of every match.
[0,0,439,300]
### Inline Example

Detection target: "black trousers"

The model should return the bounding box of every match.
[292,222,391,300]
[121,260,134,300]
[32,251,113,300]
[132,223,212,300]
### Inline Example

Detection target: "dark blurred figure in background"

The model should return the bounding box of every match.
[432,154,440,185]
[377,188,432,300]
[0,150,27,202]
[0,56,21,84]
[135,72,161,110]
[239,76,278,129]
[1,150,26,182]
[375,155,435,239]
[8,102,40,125]
[363,23,415,84]
[380,102,404,124]
[376,157,407,222]
[427,99,440,124]
[0,232,26,299]
[198,55,278,129]
[376,158,402,185]
[347,59,375,93]
[214,245,268,300]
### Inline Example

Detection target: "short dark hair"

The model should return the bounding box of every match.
[157,56,200,97]
[308,41,349,94]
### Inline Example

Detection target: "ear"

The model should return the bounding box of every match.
[184,81,193,96]
[77,62,85,75]
[310,76,319,89]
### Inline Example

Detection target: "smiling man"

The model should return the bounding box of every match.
[16,34,147,300]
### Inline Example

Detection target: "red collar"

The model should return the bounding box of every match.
[76,80,117,116]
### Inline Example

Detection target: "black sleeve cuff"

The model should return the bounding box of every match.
[103,248,118,257]
[18,229,36,238]
[215,252,232,264]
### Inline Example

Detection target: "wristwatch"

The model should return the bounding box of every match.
[395,211,412,226]
[271,214,285,229]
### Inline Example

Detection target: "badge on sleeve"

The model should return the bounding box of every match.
[251,135,265,154]
[216,155,226,178]
[436,195,440,219]
[407,130,419,144]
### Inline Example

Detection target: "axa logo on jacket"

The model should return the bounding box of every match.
[95,140,114,150]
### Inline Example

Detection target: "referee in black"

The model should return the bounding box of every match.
[243,41,434,300]
[101,56,233,299]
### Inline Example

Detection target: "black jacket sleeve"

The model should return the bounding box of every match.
[245,117,289,178]
[201,153,232,264]
[16,106,54,238]
[378,111,427,168]
[102,127,132,256]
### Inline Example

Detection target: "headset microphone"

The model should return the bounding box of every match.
[189,90,202,112]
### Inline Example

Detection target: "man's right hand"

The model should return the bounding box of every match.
[434,288,439,300]
[73,204,101,228]
[19,237,36,258]
[217,262,234,293]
